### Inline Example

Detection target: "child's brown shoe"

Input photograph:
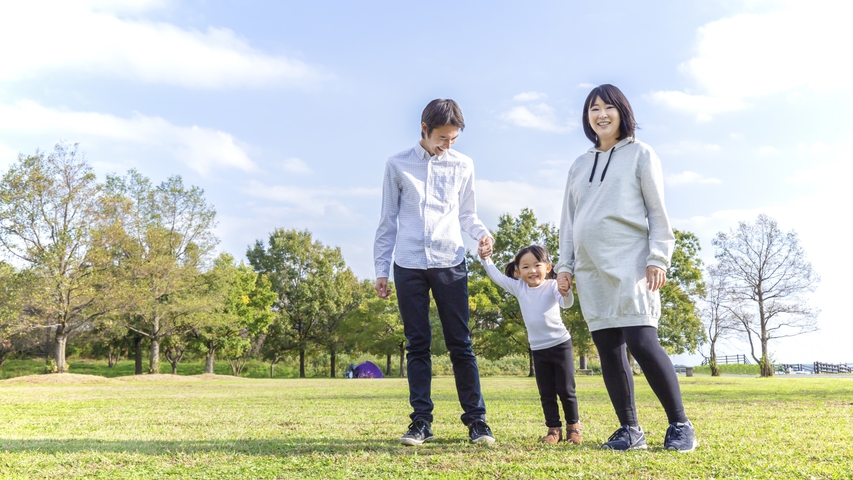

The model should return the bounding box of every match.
[539,427,562,444]
[564,422,583,444]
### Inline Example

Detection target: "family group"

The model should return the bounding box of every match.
[372,85,697,452]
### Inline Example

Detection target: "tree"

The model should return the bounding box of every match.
[101,170,219,373]
[247,228,348,378]
[468,208,591,376]
[657,229,707,355]
[0,143,109,372]
[713,214,820,377]
[312,269,365,377]
[700,265,741,376]
[343,281,406,377]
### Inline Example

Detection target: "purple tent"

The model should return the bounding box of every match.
[353,361,384,378]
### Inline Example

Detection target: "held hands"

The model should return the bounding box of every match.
[557,272,572,296]
[375,277,391,300]
[646,265,667,292]
[478,236,493,260]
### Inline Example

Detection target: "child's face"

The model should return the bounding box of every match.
[516,252,552,288]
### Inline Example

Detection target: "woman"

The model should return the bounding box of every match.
[556,84,697,452]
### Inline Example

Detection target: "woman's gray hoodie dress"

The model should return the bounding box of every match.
[556,137,674,333]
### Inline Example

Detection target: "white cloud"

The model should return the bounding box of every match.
[666,171,722,187]
[730,133,745,140]
[475,179,563,229]
[281,157,313,175]
[759,146,777,154]
[650,1,853,118]
[657,141,722,155]
[500,103,576,134]
[0,100,255,175]
[577,83,596,89]
[513,91,547,102]
[0,141,19,170]
[0,1,325,89]
[243,180,376,215]
[646,91,746,120]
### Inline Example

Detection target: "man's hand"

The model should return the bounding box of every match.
[557,272,572,296]
[646,266,667,292]
[478,236,493,260]
[375,277,391,300]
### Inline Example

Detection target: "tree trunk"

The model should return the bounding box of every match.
[150,338,160,374]
[579,355,587,370]
[710,345,720,377]
[760,339,774,377]
[269,358,280,378]
[299,349,306,378]
[134,335,143,375]
[528,349,535,377]
[330,349,336,378]
[386,354,392,376]
[205,346,215,374]
[53,330,69,373]
[108,346,118,368]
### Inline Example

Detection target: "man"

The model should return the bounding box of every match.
[374,98,495,445]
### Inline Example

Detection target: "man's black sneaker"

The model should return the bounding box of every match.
[601,425,647,451]
[664,420,698,452]
[400,420,434,446]
[468,420,495,444]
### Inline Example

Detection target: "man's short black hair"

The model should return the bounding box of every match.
[582,84,637,147]
[421,99,465,138]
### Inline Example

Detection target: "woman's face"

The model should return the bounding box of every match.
[588,96,621,146]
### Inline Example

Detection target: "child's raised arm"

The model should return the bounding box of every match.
[480,257,520,296]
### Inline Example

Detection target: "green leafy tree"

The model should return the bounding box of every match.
[247,228,348,378]
[657,229,707,354]
[101,170,219,374]
[713,214,819,377]
[468,208,590,376]
[343,280,407,376]
[0,143,110,372]
[312,268,365,377]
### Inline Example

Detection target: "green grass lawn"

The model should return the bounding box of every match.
[1,374,852,479]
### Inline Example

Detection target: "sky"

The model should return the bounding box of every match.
[1,0,851,363]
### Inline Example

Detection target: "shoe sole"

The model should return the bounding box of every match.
[666,439,698,453]
[601,444,648,451]
[471,436,495,444]
[400,435,434,446]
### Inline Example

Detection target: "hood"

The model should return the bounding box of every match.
[587,136,636,155]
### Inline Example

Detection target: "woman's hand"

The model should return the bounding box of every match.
[557,272,572,296]
[646,266,667,292]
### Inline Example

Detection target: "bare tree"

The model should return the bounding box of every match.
[700,265,741,376]
[712,214,819,377]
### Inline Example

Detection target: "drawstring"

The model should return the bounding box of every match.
[589,147,616,187]
[588,152,600,185]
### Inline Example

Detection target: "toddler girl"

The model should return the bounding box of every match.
[479,244,581,444]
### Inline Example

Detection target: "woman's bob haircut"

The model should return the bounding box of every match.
[582,84,637,147]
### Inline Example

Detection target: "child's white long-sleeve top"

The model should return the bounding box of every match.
[480,257,573,351]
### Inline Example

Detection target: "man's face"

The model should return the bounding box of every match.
[420,123,459,157]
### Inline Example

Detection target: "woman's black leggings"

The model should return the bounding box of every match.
[591,326,688,426]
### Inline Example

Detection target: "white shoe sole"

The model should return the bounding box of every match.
[471,436,496,444]
[400,435,434,446]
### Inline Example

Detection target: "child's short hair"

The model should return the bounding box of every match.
[504,245,557,279]
[582,84,637,147]
[421,99,466,138]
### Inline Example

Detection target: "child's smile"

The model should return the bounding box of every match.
[515,251,552,288]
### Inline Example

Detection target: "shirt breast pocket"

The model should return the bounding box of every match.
[434,167,461,201]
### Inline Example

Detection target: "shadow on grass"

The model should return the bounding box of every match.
[0,437,519,457]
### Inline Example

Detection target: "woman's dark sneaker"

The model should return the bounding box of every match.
[468,420,496,444]
[601,425,647,451]
[400,419,434,446]
[664,421,698,452]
